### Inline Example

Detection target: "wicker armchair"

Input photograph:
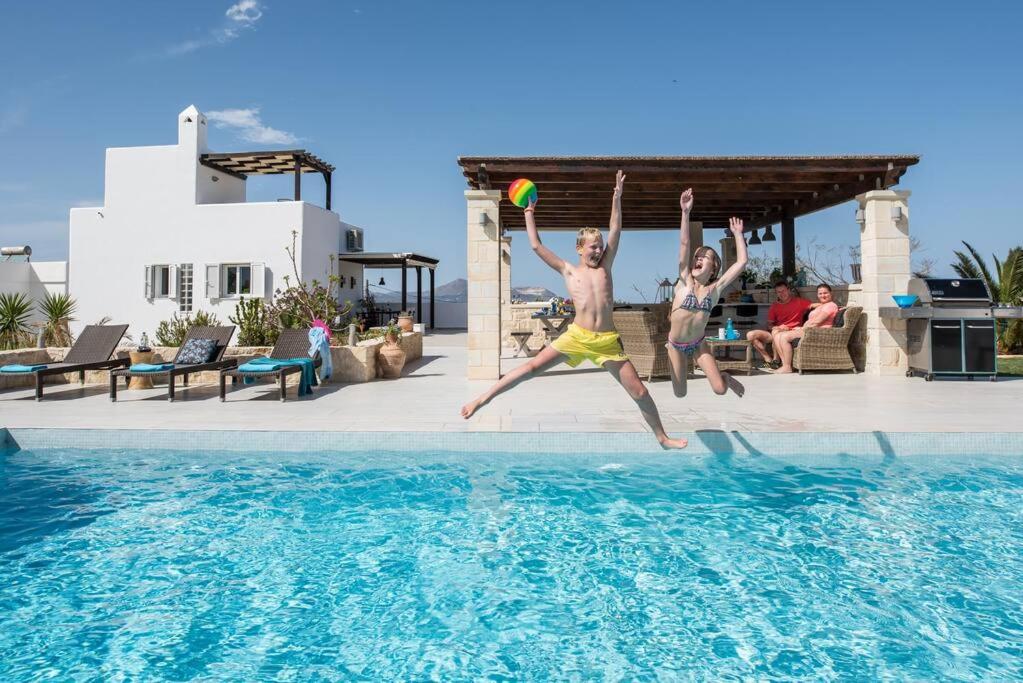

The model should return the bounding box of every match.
[612,304,671,381]
[793,306,863,374]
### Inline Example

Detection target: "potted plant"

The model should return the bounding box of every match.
[377,321,406,379]
[396,310,414,333]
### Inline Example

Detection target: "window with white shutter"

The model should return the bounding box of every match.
[206,264,221,299]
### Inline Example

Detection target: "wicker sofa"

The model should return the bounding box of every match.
[612,304,672,381]
[793,306,863,374]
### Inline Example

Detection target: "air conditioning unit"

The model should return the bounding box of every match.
[345,228,364,253]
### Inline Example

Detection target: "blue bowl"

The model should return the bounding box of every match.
[892,295,918,308]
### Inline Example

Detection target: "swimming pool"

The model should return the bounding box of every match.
[2,437,1022,679]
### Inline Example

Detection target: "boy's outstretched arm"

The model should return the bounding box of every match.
[677,188,694,280]
[602,170,626,267]
[717,217,750,288]
[524,198,567,274]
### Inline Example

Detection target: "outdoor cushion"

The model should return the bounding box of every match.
[833,307,846,328]
[130,363,174,372]
[0,364,48,373]
[177,338,217,364]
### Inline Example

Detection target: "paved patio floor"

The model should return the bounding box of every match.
[1,331,1020,434]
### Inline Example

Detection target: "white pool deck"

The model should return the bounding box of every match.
[0,331,1020,434]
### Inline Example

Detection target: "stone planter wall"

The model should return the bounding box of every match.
[0,331,424,389]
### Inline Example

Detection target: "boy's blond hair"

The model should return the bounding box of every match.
[576,227,603,249]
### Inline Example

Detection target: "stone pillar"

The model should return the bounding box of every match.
[690,221,703,253]
[718,234,737,272]
[858,190,911,375]
[466,190,502,379]
[499,235,514,350]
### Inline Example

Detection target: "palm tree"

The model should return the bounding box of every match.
[951,242,1023,353]
[37,292,77,347]
[0,292,34,350]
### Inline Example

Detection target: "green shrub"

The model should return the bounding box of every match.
[38,292,77,347]
[154,310,221,347]
[230,297,279,346]
[0,292,34,350]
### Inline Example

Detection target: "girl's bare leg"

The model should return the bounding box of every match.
[461,344,565,418]
[665,343,689,398]
[603,359,687,449]
[695,347,745,397]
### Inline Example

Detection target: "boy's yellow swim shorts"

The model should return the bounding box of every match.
[551,323,629,368]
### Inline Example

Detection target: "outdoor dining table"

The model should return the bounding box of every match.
[532,312,575,344]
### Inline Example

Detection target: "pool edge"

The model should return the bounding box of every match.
[3,428,1022,457]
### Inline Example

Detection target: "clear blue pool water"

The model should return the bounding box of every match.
[1,446,1022,680]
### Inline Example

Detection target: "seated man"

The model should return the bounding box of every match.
[746,280,811,365]
[774,283,840,373]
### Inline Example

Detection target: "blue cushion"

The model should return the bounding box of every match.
[0,364,48,373]
[176,338,217,364]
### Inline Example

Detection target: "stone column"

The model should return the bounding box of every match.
[858,190,911,375]
[466,190,502,379]
[718,234,737,273]
[499,235,514,351]
[689,221,704,254]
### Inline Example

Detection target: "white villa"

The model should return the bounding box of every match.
[67,106,367,338]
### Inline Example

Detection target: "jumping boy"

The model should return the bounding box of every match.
[461,171,688,450]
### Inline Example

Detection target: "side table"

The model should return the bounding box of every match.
[704,338,753,375]
[128,350,155,390]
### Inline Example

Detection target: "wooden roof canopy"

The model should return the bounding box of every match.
[338,252,439,269]
[200,149,334,179]
[458,156,920,231]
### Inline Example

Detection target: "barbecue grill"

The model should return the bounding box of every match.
[879,278,1023,381]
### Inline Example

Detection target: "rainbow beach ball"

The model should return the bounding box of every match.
[508,178,538,208]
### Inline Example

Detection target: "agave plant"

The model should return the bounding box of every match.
[0,292,34,350]
[951,242,1023,353]
[37,291,77,347]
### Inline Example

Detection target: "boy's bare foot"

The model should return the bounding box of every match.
[725,373,745,397]
[658,435,688,450]
[460,398,483,419]
[775,367,795,374]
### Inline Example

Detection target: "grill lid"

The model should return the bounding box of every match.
[908,278,992,305]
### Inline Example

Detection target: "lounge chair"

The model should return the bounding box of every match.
[793,306,864,374]
[109,325,236,402]
[612,303,674,381]
[0,324,129,401]
[219,328,322,402]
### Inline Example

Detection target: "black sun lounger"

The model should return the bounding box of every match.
[109,325,236,402]
[219,328,322,402]
[0,324,129,401]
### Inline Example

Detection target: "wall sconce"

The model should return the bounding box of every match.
[349,276,356,289]
[478,211,488,226]
[762,225,776,241]
[855,208,865,225]
[890,205,903,221]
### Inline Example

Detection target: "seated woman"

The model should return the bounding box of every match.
[774,283,840,374]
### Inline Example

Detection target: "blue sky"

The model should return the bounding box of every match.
[2,0,1021,298]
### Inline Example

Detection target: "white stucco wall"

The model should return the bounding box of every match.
[68,105,343,340]
[0,261,69,324]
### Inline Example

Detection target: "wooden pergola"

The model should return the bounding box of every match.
[338,252,440,329]
[200,150,336,210]
[458,155,919,275]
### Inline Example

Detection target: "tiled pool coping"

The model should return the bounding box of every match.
[3,428,1022,458]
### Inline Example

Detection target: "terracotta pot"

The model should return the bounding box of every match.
[397,315,414,333]
[378,342,406,379]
